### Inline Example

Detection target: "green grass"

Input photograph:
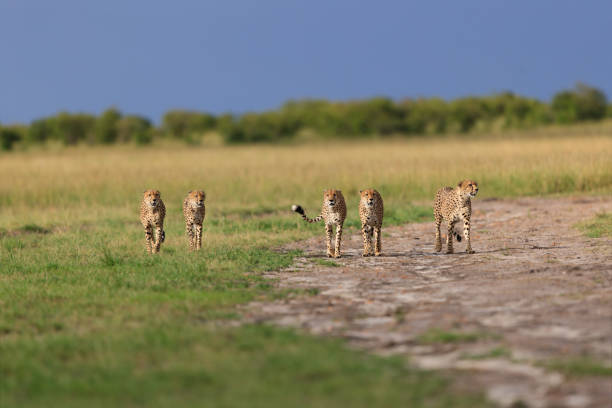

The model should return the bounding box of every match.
[461,347,512,360]
[0,324,491,408]
[576,212,612,238]
[314,259,342,267]
[0,200,448,407]
[417,329,494,345]
[542,357,612,377]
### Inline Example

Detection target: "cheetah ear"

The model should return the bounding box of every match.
[359,190,363,194]
[457,180,465,187]
[188,190,192,194]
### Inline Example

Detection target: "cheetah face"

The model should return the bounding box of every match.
[143,189,161,207]
[323,189,340,208]
[458,180,479,198]
[360,189,377,207]
[188,190,206,208]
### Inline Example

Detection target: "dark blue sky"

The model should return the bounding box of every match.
[1,0,611,124]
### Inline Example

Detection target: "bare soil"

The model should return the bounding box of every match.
[244,197,612,408]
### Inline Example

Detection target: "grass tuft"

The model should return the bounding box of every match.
[417,329,493,344]
[542,357,612,377]
[576,212,612,238]
[314,259,341,267]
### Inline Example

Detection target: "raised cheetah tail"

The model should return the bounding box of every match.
[291,204,323,223]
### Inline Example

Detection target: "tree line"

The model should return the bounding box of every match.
[1,83,610,150]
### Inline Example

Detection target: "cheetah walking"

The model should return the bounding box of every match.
[292,189,347,258]
[433,180,479,254]
[359,189,384,257]
[140,189,166,254]
[183,190,206,251]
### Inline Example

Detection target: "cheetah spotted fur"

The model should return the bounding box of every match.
[292,189,347,258]
[140,189,166,254]
[433,179,479,254]
[359,189,384,257]
[183,190,206,251]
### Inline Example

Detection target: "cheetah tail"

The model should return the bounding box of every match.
[161,230,166,243]
[291,205,323,223]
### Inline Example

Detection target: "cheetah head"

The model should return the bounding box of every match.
[360,189,378,208]
[187,190,206,208]
[143,189,161,208]
[458,180,479,198]
[323,189,341,208]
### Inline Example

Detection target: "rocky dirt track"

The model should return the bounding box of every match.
[244,197,612,408]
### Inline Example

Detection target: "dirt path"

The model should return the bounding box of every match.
[244,197,612,408]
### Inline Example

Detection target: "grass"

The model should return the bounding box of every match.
[542,357,612,377]
[1,134,611,406]
[417,329,494,344]
[314,259,341,267]
[1,325,492,408]
[461,347,512,360]
[576,212,612,238]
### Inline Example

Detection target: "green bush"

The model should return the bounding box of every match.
[162,110,217,140]
[1,84,609,150]
[552,83,607,123]
[52,112,96,145]
[94,108,121,144]
[117,115,153,144]
[27,118,55,144]
[223,112,300,143]
[0,126,22,151]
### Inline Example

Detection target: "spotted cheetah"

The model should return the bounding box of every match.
[140,189,166,254]
[183,190,206,251]
[292,189,347,258]
[359,189,384,257]
[434,180,479,254]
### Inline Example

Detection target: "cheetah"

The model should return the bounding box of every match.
[140,189,166,254]
[433,180,479,254]
[292,189,347,258]
[183,190,206,251]
[359,189,384,257]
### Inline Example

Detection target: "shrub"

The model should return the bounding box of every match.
[117,115,153,144]
[223,112,300,143]
[94,108,122,144]
[552,83,607,123]
[27,118,55,144]
[0,126,22,150]
[162,110,217,140]
[52,112,96,145]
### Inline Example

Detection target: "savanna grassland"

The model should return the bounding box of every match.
[1,130,611,407]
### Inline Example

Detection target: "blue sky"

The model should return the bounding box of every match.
[1,0,611,124]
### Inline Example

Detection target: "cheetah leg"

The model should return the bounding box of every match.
[195,224,203,250]
[361,224,372,256]
[325,224,334,257]
[446,222,455,254]
[374,226,382,256]
[153,225,163,253]
[334,223,343,258]
[186,223,195,251]
[463,218,474,254]
[434,217,442,252]
[144,224,153,254]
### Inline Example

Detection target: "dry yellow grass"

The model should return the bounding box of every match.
[0,134,610,228]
